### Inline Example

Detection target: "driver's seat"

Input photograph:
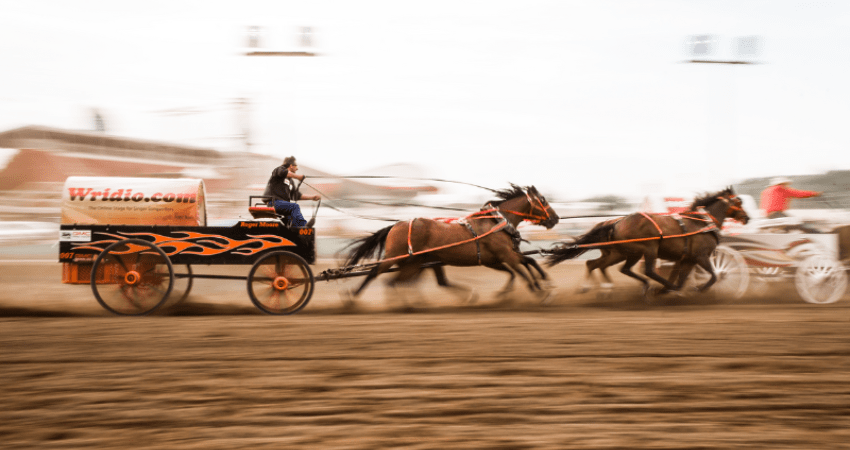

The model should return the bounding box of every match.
[248,196,293,227]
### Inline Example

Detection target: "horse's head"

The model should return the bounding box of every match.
[491,184,560,229]
[692,187,749,226]
[525,186,560,229]
[722,192,750,225]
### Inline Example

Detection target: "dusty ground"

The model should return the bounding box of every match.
[1,260,849,449]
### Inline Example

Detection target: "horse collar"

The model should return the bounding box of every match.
[493,209,523,250]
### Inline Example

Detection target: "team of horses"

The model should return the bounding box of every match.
[343,184,751,305]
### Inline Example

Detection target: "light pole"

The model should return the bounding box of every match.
[685,35,762,189]
[239,25,318,153]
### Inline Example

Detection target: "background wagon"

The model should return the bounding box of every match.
[668,195,850,304]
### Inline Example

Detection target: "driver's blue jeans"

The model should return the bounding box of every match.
[271,200,307,227]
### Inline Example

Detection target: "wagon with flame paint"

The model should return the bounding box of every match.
[59,177,320,316]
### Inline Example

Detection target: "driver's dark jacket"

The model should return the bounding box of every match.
[263,166,302,202]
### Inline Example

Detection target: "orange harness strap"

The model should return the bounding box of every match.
[639,212,665,236]
[384,220,507,265]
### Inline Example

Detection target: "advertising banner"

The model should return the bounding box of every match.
[61,177,207,226]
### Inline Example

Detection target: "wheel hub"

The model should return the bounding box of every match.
[124,271,141,286]
[273,276,289,291]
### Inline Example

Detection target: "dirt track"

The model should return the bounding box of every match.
[1,261,850,449]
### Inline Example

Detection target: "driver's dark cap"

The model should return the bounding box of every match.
[283,156,297,167]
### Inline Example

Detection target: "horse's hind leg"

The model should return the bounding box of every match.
[347,261,394,305]
[619,253,651,294]
[431,265,478,304]
[386,261,428,308]
[581,250,623,293]
[641,251,679,293]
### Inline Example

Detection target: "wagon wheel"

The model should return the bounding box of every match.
[691,245,749,301]
[795,254,847,304]
[91,239,174,316]
[166,265,193,307]
[247,251,314,315]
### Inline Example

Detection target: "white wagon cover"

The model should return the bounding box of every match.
[61,176,207,226]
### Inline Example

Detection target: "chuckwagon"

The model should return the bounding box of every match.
[59,176,319,316]
[703,221,850,304]
[650,195,850,304]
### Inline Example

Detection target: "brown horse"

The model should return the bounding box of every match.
[344,185,559,303]
[547,187,749,295]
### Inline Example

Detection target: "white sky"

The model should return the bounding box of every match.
[1,1,848,201]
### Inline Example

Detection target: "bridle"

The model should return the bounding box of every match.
[719,195,747,221]
[500,189,552,225]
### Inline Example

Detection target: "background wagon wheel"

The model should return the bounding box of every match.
[691,245,749,301]
[91,239,174,316]
[165,265,193,307]
[795,254,848,304]
[247,251,314,315]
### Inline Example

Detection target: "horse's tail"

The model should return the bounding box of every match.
[546,221,615,266]
[345,224,395,266]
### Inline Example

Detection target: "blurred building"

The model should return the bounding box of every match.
[0,125,437,223]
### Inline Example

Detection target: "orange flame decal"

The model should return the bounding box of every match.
[72,231,296,256]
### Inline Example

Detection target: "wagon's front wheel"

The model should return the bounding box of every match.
[795,254,847,304]
[691,245,749,302]
[91,239,174,316]
[248,251,314,315]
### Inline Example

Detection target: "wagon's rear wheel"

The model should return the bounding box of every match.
[248,251,314,315]
[691,245,749,301]
[166,265,193,307]
[795,254,847,304]
[91,239,174,316]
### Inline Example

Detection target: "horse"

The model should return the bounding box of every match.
[547,187,749,295]
[344,184,560,304]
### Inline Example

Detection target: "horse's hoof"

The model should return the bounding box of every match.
[538,289,554,305]
[600,282,614,290]
[642,285,657,304]
[340,289,358,308]
[495,291,512,304]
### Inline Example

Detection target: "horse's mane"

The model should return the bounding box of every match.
[489,183,537,205]
[690,186,735,210]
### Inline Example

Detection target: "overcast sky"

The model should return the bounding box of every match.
[1,1,848,200]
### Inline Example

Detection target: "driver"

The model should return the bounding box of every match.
[263,156,320,227]
[760,177,821,219]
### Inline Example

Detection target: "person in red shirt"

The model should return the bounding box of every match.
[760,177,821,219]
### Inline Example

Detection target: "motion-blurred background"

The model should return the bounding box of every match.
[2,1,850,254]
